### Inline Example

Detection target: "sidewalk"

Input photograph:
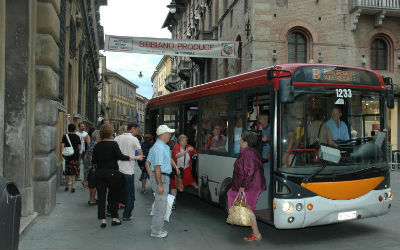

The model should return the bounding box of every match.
[18,168,183,250]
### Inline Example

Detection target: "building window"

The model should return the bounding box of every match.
[230,10,233,27]
[288,32,307,63]
[223,59,229,78]
[235,35,242,74]
[244,0,248,13]
[371,38,388,70]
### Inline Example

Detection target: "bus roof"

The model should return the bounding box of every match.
[147,63,385,108]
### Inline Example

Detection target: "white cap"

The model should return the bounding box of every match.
[156,125,175,136]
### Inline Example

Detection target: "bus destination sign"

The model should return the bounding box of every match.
[312,69,357,82]
[293,66,380,86]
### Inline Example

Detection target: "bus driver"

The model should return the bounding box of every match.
[325,106,349,141]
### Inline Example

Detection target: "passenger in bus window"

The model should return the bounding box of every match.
[259,111,271,164]
[307,109,336,147]
[207,125,227,152]
[227,131,266,242]
[226,117,243,153]
[282,114,296,167]
[325,106,349,141]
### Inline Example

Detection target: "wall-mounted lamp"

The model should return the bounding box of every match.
[361,55,367,65]
[272,50,277,61]
[245,18,251,40]
[167,1,183,14]
[167,1,177,13]
[186,32,191,38]
[318,52,323,63]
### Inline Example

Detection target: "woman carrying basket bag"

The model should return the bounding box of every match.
[227,131,266,242]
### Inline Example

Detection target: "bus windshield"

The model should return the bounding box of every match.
[279,88,388,176]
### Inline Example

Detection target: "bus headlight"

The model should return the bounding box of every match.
[388,190,392,200]
[282,202,294,214]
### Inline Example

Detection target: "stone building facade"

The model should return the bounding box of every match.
[103,70,138,132]
[152,55,173,97]
[136,93,149,134]
[163,0,400,146]
[0,0,106,225]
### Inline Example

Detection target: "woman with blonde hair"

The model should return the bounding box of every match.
[92,124,142,228]
[170,134,198,209]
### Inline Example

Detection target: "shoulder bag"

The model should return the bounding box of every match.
[62,134,75,157]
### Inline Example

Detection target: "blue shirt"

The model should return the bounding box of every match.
[325,118,349,141]
[225,127,242,154]
[262,124,271,159]
[146,139,172,174]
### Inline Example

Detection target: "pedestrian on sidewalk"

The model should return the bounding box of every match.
[82,126,97,205]
[61,123,81,193]
[227,131,266,242]
[115,123,143,221]
[92,124,139,228]
[76,122,89,181]
[146,125,176,238]
[138,134,154,194]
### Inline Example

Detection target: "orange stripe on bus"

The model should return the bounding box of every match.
[301,177,384,200]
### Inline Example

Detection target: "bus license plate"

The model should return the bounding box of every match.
[338,211,357,221]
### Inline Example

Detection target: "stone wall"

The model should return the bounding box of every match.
[33,0,60,215]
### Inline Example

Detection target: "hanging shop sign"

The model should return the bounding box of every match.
[104,35,239,59]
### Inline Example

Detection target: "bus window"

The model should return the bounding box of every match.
[246,93,271,162]
[201,96,229,153]
[183,103,199,149]
[225,96,244,154]
[163,106,179,144]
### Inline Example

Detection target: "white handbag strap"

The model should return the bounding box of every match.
[65,134,73,147]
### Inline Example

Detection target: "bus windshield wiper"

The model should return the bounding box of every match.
[302,162,328,183]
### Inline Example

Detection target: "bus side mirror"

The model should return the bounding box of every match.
[386,87,394,109]
[279,78,294,103]
[384,77,394,109]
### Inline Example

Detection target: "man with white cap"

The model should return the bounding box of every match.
[146,125,175,238]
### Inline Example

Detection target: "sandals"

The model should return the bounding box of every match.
[88,200,97,206]
[243,234,262,242]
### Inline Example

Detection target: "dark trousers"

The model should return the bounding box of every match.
[96,169,120,219]
[122,173,135,219]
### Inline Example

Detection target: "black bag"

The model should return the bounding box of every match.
[169,167,184,179]
[87,166,96,187]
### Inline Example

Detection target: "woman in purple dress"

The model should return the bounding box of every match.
[227,131,266,242]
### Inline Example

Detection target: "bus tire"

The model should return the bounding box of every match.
[219,178,232,217]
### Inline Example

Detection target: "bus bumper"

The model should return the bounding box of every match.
[273,188,392,229]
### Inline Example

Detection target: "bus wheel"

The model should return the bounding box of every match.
[219,178,232,217]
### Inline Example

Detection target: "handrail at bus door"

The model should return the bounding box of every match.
[286,148,319,168]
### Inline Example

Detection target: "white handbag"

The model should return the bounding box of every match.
[62,134,75,157]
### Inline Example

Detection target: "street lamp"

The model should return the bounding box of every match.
[138,71,143,79]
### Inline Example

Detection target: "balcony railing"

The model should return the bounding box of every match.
[352,0,400,9]
[350,0,400,30]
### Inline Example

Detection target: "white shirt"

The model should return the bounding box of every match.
[177,148,190,169]
[114,133,141,175]
[76,131,88,153]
